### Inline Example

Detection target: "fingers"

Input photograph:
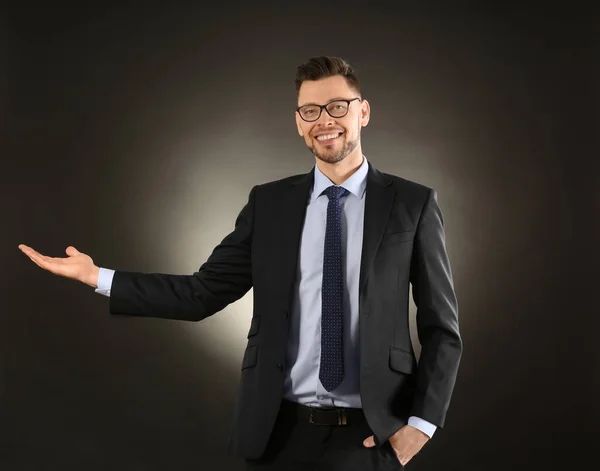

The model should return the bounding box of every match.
[20,245,79,261]
[19,244,38,259]
[28,254,45,270]
[19,245,45,261]
[21,247,49,268]
[362,436,376,447]
[19,245,60,273]
[19,244,89,283]
[20,245,62,261]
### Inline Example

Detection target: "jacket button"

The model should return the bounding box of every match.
[276,363,283,371]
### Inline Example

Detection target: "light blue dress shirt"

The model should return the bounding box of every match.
[95,155,436,438]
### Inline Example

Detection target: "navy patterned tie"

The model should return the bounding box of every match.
[319,185,349,392]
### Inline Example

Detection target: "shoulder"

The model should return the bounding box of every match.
[257,172,308,189]
[384,171,432,193]
[376,168,435,205]
[249,171,312,198]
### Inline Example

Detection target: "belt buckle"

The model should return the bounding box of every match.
[308,408,348,426]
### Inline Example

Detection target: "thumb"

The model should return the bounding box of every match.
[363,435,376,448]
[66,246,80,256]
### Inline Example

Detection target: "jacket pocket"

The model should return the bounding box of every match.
[242,345,258,370]
[247,315,260,338]
[389,346,415,374]
[381,229,414,244]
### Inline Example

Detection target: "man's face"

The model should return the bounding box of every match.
[295,75,370,165]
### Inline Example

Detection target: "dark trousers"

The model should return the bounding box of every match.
[245,399,404,471]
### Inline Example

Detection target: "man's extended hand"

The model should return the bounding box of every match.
[363,424,430,466]
[18,244,100,288]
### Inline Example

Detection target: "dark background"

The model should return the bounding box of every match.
[3,3,596,470]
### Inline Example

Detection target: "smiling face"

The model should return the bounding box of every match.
[295,75,370,165]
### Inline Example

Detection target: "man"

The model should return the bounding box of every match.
[19,56,462,470]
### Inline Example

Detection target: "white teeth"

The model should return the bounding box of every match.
[316,132,341,141]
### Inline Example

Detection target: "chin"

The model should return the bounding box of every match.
[311,140,351,163]
[315,150,348,164]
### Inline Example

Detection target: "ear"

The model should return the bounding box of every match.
[295,111,304,137]
[360,99,371,127]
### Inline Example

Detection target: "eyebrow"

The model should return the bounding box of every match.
[299,96,354,107]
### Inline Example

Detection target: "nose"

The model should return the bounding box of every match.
[315,108,337,127]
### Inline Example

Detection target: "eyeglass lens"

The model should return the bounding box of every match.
[299,101,349,121]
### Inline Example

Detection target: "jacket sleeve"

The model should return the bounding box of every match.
[108,185,257,321]
[409,188,462,428]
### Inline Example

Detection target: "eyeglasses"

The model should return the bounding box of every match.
[296,97,361,122]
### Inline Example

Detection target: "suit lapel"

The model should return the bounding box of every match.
[272,168,314,310]
[359,162,395,297]
[274,161,393,314]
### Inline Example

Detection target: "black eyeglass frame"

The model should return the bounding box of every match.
[295,97,362,122]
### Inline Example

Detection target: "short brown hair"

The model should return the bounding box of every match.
[295,56,361,99]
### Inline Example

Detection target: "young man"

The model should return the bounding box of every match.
[19,56,462,470]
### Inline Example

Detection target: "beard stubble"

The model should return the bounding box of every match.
[309,129,360,165]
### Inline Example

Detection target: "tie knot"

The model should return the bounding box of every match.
[322,185,349,201]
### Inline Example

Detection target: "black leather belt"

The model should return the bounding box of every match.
[281,399,364,426]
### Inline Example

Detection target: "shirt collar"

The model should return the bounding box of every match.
[311,155,369,202]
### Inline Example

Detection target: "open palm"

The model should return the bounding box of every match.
[18,244,99,288]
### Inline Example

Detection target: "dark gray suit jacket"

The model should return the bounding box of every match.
[108,161,463,460]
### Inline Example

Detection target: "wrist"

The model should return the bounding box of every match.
[86,266,100,288]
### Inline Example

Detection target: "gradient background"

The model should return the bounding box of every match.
[3,4,596,471]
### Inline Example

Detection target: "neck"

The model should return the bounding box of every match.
[315,146,364,185]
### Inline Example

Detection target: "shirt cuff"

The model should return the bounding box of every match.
[408,416,437,438]
[94,267,115,297]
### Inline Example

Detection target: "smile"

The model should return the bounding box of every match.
[315,132,343,143]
